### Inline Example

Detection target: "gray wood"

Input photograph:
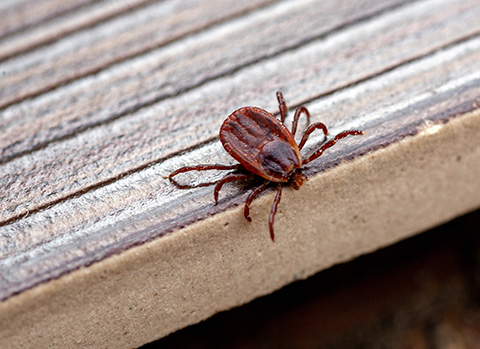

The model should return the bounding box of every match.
[0,0,275,106]
[0,0,401,152]
[1,0,479,302]
[0,0,157,62]
[0,0,96,40]
[1,0,478,223]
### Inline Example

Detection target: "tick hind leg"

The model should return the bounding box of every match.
[213,173,254,205]
[269,184,283,242]
[243,181,283,241]
[167,164,242,189]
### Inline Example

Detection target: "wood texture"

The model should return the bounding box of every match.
[1,0,480,309]
[0,0,159,62]
[0,0,97,40]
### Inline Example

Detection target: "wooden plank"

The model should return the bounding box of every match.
[0,0,157,62]
[2,105,479,347]
[0,0,96,39]
[2,0,480,346]
[0,0,404,157]
[0,0,408,218]
[1,0,480,302]
[0,0,275,107]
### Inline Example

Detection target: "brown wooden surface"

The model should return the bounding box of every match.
[1,0,480,306]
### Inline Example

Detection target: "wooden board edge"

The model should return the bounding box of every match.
[1,108,480,347]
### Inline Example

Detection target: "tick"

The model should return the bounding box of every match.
[168,92,363,241]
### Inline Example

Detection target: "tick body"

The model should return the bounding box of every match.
[168,92,363,241]
[220,106,301,183]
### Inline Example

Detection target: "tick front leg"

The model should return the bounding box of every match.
[291,106,311,137]
[269,183,283,242]
[276,91,288,123]
[243,181,269,222]
[303,130,363,165]
[213,173,253,205]
[298,122,328,150]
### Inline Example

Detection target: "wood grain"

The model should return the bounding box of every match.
[0,0,401,156]
[0,0,96,40]
[1,0,480,304]
[2,0,479,223]
[0,0,275,107]
[0,0,158,62]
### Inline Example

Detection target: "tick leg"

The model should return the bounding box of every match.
[269,184,283,242]
[303,130,363,165]
[291,106,311,137]
[298,122,329,150]
[169,164,241,178]
[214,173,252,205]
[276,91,288,123]
[244,181,269,222]
[167,164,242,189]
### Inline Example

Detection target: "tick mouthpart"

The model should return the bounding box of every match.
[289,171,307,190]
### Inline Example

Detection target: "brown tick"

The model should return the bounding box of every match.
[168,92,363,241]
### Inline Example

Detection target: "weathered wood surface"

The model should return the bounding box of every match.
[1,0,480,302]
[0,0,399,159]
[0,0,160,62]
[0,0,97,40]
